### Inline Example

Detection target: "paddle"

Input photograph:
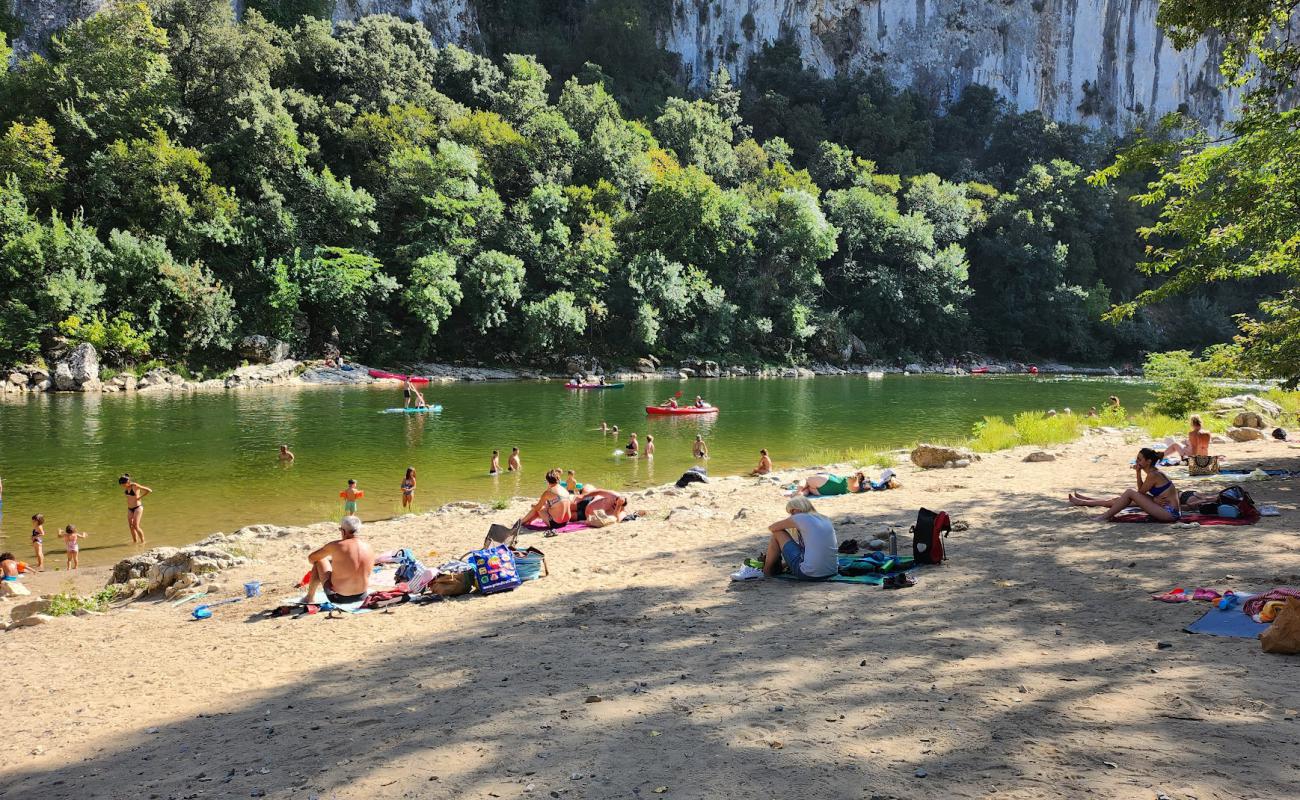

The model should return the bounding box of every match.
[192,597,243,620]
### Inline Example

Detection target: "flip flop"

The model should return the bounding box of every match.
[1152,587,1189,603]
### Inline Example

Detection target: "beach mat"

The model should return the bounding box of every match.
[523,520,589,534]
[1113,511,1258,525]
[776,572,886,585]
[1215,468,1293,477]
[774,554,913,586]
[1185,607,1271,638]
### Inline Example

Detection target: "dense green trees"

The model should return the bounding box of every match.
[0,0,1259,370]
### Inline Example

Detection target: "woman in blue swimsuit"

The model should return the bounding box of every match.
[1068,448,1180,521]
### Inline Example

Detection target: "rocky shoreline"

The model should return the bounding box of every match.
[2,337,1138,398]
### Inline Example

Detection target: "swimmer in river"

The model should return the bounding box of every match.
[508,447,521,472]
[279,444,295,463]
[490,450,501,475]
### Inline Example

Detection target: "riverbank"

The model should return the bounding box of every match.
[3,431,1299,799]
[2,340,1140,397]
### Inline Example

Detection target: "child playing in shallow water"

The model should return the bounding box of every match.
[340,480,364,514]
[31,514,45,571]
[61,524,87,570]
[645,435,655,458]
[490,450,501,475]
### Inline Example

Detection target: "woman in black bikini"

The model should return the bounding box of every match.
[520,468,572,529]
[1068,448,1180,521]
[119,474,153,544]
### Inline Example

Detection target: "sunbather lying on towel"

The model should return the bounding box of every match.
[303,515,375,603]
[572,487,628,523]
[1068,448,1180,521]
[797,469,897,496]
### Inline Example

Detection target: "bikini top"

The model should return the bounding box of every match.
[124,488,136,497]
[1147,480,1173,498]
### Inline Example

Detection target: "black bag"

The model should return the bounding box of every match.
[1198,485,1258,518]
[675,467,709,488]
[911,507,951,565]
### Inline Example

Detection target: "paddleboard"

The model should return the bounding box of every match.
[382,405,443,414]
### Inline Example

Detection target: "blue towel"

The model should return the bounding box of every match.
[1185,607,1271,638]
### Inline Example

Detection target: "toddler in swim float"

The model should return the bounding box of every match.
[340,480,364,514]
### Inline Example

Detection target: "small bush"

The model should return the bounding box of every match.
[1263,388,1300,419]
[45,587,118,617]
[1131,412,1185,440]
[1013,411,1085,447]
[970,416,1019,452]
[491,497,510,510]
[1144,350,1216,417]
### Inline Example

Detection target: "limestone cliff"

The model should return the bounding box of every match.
[5,0,1235,130]
[663,0,1237,130]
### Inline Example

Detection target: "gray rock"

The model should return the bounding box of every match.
[0,580,32,598]
[1213,393,1283,419]
[1232,411,1270,429]
[238,335,291,364]
[635,358,656,374]
[31,378,51,392]
[10,599,52,621]
[67,342,99,385]
[53,361,75,390]
[1023,451,1056,462]
[911,443,977,469]
[1227,426,1266,442]
[7,371,26,385]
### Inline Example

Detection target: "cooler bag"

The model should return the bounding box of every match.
[467,545,522,594]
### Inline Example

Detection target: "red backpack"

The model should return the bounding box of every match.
[911,508,950,564]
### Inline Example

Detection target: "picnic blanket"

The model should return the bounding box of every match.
[1113,510,1259,525]
[1185,606,1271,638]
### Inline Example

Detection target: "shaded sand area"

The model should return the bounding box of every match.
[3,432,1300,799]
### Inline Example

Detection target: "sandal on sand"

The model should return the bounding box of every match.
[1152,587,1189,603]
[882,573,916,590]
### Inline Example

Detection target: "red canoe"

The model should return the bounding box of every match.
[646,405,719,415]
[970,367,990,374]
[368,369,430,384]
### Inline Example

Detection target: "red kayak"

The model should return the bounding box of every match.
[646,405,719,415]
[368,369,430,384]
[970,367,990,374]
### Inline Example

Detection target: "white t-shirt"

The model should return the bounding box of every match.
[792,513,838,577]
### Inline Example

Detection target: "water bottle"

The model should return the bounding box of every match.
[888,528,898,558]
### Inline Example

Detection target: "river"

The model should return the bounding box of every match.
[0,375,1150,566]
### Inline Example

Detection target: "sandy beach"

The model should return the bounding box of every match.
[2,431,1299,800]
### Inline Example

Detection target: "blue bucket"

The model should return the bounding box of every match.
[243,581,262,598]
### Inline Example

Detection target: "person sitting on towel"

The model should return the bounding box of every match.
[304,515,375,604]
[1161,414,1211,463]
[1067,448,1180,521]
[731,496,838,581]
[520,468,572,529]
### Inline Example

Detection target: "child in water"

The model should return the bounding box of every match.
[61,524,87,570]
[645,435,655,458]
[508,448,521,472]
[30,513,45,571]
[400,467,417,509]
[340,480,364,514]
[566,470,579,493]
[490,450,501,475]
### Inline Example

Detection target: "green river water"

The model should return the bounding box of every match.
[0,375,1150,566]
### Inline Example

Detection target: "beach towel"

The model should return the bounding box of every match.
[1185,606,1271,638]
[774,553,915,585]
[1112,510,1258,525]
[1215,468,1295,477]
[1243,588,1300,617]
[523,519,589,534]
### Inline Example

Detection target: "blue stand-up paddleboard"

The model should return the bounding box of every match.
[382,405,443,414]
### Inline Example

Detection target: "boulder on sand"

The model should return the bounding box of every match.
[1233,411,1269,429]
[1212,394,1283,420]
[0,579,31,598]
[1024,451,1056,462]
[110,545,248,593]
[911,443,977,469]
[1227,427,1267,442]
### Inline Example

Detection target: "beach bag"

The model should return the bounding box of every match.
[510,547,548,581]
[430,571,473,597]
[1187,455,1220,476]
[361,586,410,610]
[484,520,522,549]
[675,467,708,488]
[1199,485,1257,518]
[1260,598,1300,654]
[911,508,950,565]
[468,545,522,595]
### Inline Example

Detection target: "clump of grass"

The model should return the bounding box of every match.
[970,416,1019,452]
[805,446,896,469]
[1263,388,1300,418]
[491,497,510,511]
[1130,412,1184,440]
[1014,411,1085,447]
[45,587,119,617]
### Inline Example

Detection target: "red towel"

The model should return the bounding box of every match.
[1112,511,1258,526]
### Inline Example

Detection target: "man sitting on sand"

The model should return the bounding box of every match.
[303,515,375,604]
[749,449,773,476]
[731,497,838,581]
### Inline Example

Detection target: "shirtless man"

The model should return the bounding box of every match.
[750,449,773,476]
[508,447,521,472]
[304,516,374,604]
[573,488,629,523]
[278,444,295,463]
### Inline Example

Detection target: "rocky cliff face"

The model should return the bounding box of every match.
[663,0,1237,131]
[6,0,1234,131]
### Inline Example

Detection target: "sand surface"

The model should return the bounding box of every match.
[2,432,1299,800]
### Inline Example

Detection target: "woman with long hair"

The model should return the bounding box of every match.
[1069,448,1180,521]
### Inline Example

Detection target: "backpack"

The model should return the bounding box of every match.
[467,545,522,595]
[675,467,709,488]
[911,508,950,565]
[1199,485,1258,518]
